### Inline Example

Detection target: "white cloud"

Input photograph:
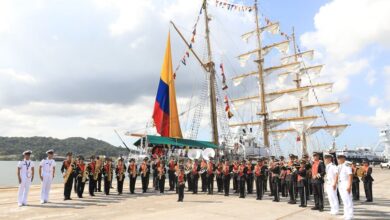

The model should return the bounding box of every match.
[353,107,390,127]
[365,69,377,86]
[301,0,390,94]
[368,96,381,107]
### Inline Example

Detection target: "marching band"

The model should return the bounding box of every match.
[16,149,376,220]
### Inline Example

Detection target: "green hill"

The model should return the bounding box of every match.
[0,136,129,161]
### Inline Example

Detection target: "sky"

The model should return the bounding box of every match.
[0,0,389,152]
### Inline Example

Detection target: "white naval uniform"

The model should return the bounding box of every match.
[17,160,34,206]
[325,162,339,215]
[338,162,354,220]
[40,158,56,203]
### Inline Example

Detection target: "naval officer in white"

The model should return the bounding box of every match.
[324,153,339,215]
[17,150,35,207]
[337,154,354,220]
[39,149,56,204]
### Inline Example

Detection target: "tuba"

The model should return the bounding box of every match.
[63,159,74,184]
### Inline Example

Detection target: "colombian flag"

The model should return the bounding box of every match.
[152,32,183,138]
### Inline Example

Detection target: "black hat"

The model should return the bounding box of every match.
[313,152,320,156]
[129,158,135,162]
[279,156,285,160]
[300,159,307,164]
[66,152,73,156]
[362,160,369,164]
[79,156,85,161]
[90,155,95,160]
[303,154,309,158]
[270,156,275,159]
[143,157,149,161]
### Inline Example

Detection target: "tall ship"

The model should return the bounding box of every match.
[127,0,349,159]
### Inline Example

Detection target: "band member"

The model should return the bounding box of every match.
[17,150,34,207]
[337,154,354,220]
[95,156,103,192]
[177,166,185,202]
[103,157,113,195]
[311,152,326,211]
[286,154,296,204]
[207,159,215,195]
[87,156,96,197]
[61,152,75,200]
[140,157,150,193]
[75,156,87,198]
[324,154,339,215]
[152,157,160,191]
[280,163,288,198]
[175,160,181,193]
[216,160,223,193]
[39,149,55,204]
[185,160,193,192]
[254,158,266,200]
[303,154,312,200]
[297,160,308,207]
[128,158,137,194]
[157,160,166,193]
[246,160,254,194]
[168,157,177,191]
[351,162,360,201]
[192,159,200,194]
[238,161,247,198]
[270,158,281,202]
[115,157,126,195]
[222,160,231,196]
[200,159,208,192]
[361,160,374,202]
[232,160,239,193]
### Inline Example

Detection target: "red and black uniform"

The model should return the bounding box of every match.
[177,171,185,202]
[61,160,76,200]
[191,161,200,194]
[75,162,86,198]
[311,159,326,210]
[207,161,215,194]
[351,166,360,200]
[139,161,150,193]
[238,164,247,198]
[222,163,231,196]
[168,160,177,191]
[362,165,374,202]
[270,162,281,202]
[103,162,113,195]
[127,163,137,194]
[157,164,166,193]
[232,163,239,193]
[87,161,96,196]
[216,162,223,193]
[246,162,254,194]
[254,163,266,200]
[297,165,307,207]
[115,162,126,195]
[200,160,208,192]
[152,160,160,190]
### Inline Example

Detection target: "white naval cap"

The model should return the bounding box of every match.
[46,149,54,154]
[22,150,32,155]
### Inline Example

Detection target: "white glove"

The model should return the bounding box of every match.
[316,174,321,178]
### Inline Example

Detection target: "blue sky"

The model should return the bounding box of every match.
[0,0,389,153]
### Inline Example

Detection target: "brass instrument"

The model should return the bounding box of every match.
[141,163,148,177]
[107,164,112,182]
[93,159,102,181]
[158,166,164,180]
[356,167,365,178]
[129,164,137,178]
[118,165,124,182]
[184,164,191,175]
[82,170,88,183]
[63,159,74,184]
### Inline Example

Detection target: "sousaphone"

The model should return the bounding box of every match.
[202,148,216,161]
[188,149,201,160]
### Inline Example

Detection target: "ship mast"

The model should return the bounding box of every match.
[203,0,219,145]
[254,0,270,148]
[292,27,308,155]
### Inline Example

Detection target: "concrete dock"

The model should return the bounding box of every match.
[1,168,389,220]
